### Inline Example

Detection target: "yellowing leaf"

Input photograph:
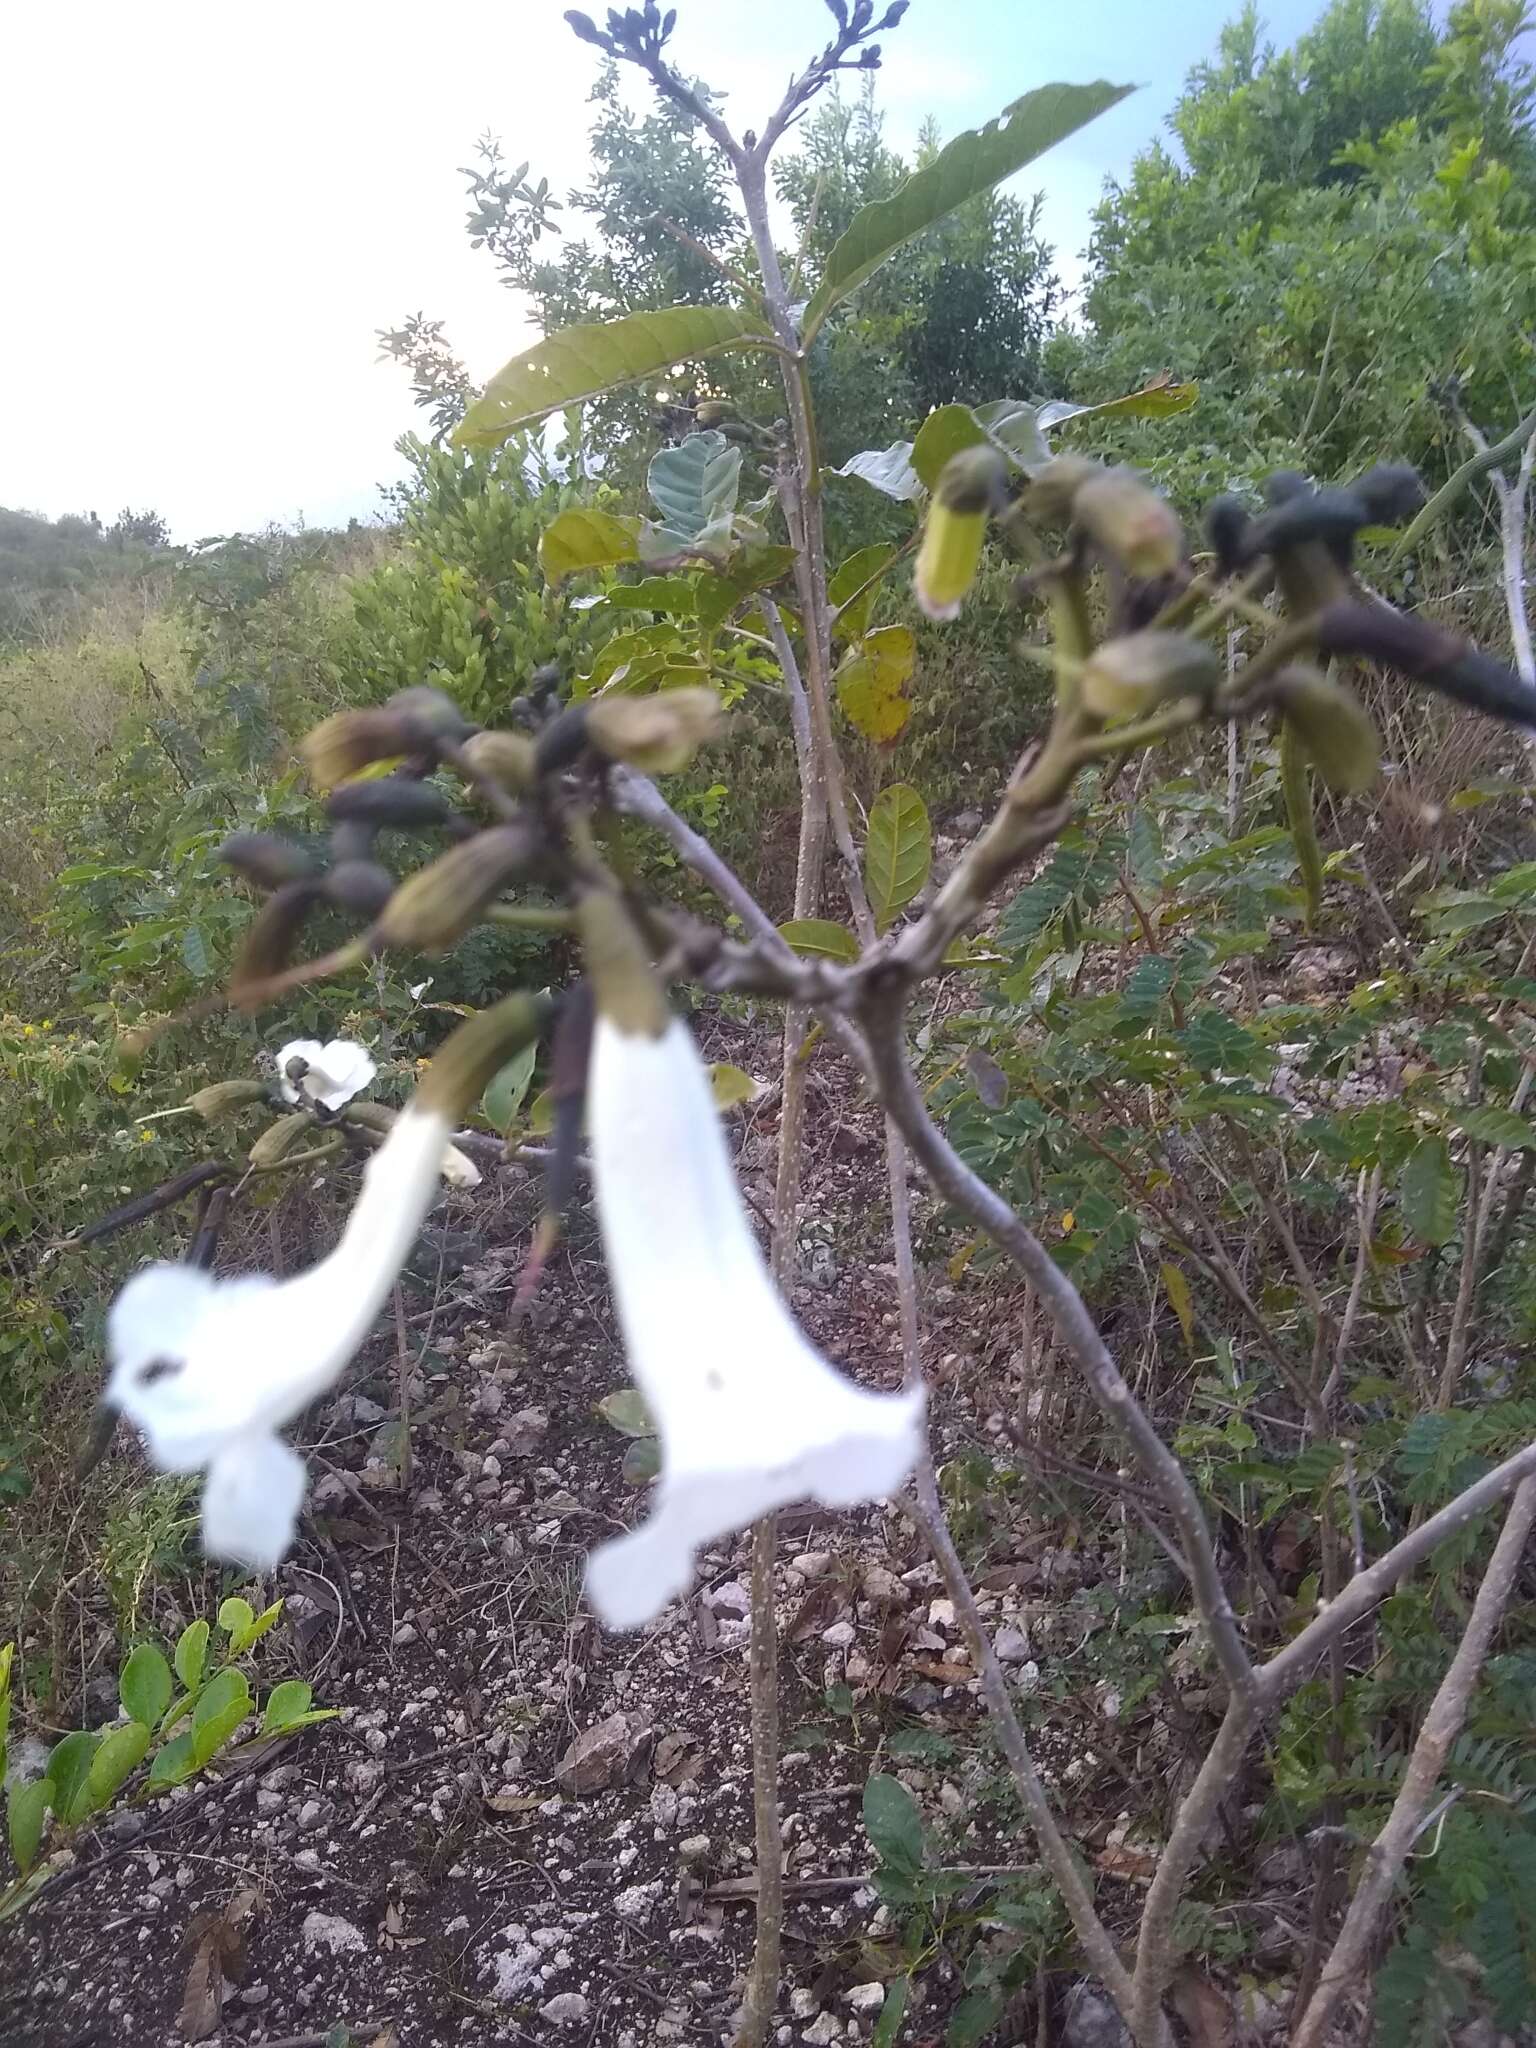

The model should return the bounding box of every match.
[538,508,640,586]
[777,919,859,963]
[837,625,916,744]
[707,1063,760,1109]
[1160,1260,1196,1352]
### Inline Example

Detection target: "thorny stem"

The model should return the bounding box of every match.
[1291,1476,1536,2048]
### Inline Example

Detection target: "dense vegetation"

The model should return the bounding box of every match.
[5,2,1536,2040]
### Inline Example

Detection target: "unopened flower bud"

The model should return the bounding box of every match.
[1026,455,1103,527]
[189,1079,268,1123]
[326,776,452,830]
[694,400,740,428]
[1071,469,1184,578]
[416,991,552,1121]
[229,880,321,1005]
[461,729,537,794]
[915,447,1007,622]
[248,1111,317,1169]
[302,708,422,789]
[586,687,723,773]
[219,832,315,892]
[324,860,396,917]
[1080,632,1221,720]
[374,823,537,951]
[1275,666,1379,794]
[385,685,475,744]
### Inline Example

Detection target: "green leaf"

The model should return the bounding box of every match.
[837,626,916,744]
[778,919,859,963]
[865,785,933,932]
[180,923,213,980]
[830,543,899,642]
[538,507,640,586]
[146,1730,197,1790]
[647,432,742,546]
[621,1436,662,1485]
[83,1722,152,1813]
[1400,1136,1459,1247]
[119,1644,173,1730]
[1453,1106,1536,1150]
[7,1779,49,1875]
[871,1978,910,2048]
[174,1620,209,1692]
[455,307,776,446]
[44,1731,98,1825]
[191,1667,251,1768]
[217,1597,255,1645]
[831,442,922,502]
[948,1989,1005,2047]
[912,405,989,492]
[260,1681,315,1736]
[1036,376,1199,430]
[972,398,1052,469]
[595,1389,655,1438]
[862,1773,925,1876]
[801,82,1131,344]
[708,1063,759,1109]
[603,575,699,615]
[482,1042,538,1135]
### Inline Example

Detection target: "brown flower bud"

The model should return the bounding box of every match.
[229,880,321,1005]
[694,400,741,428]
[1080,632,1222,720]
[218,831,315,891]
[1274,666,1379,794]
[325,776,451,829]
[188,1078,268,1123]
[1071,469,1184,578]
[461,729,537,794]
[385,685,475,744]
[373,823,538,952]
[586,687,724,773]
[1026,455,1103,527]
[324,860,396,917]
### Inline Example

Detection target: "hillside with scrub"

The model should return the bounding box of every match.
[5,5,1536,2044]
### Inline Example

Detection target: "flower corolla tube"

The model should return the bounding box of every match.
[584,1011,924,1629]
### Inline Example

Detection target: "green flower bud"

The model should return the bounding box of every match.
[1275,666,1379,794]
[384,685,475,743]
[248,1111,316,1168]
[586,687,724,773]
[302,709,421,790]
[1080,632,1222,720]
[1026,455,1103,527]
[915,447,1007,623]
[416,992,552,1121]
[694,400,741,428]
[188,1079,268,1123]
[577,891,670,1038]
[1071,469,1184,578]
[374,823,537,952]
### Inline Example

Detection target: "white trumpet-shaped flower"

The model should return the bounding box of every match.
[276,1036,377,1111]
[439,1142,483,1189]
[584,1013,924,1629]
[105,1106,450,1570]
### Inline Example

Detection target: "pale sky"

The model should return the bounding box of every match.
[1,0,1327,540]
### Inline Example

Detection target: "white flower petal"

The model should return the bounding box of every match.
[107,1106,451,1561]
[273,1036,377,1110]
[585,1016,923,1629]
[440,1142,482,1189]
[202,1431,306,1570]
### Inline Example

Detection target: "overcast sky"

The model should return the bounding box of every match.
[2,0,1327,540]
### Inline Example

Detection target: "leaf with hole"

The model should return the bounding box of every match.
[865,784,932,932]
[801,82,1130,344]
[538,507,640,585]
[837,626,916,745]
[777,919,858,963]
[120,1643,173,1730]
[455,307,775,446]
[647,432,742,546]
